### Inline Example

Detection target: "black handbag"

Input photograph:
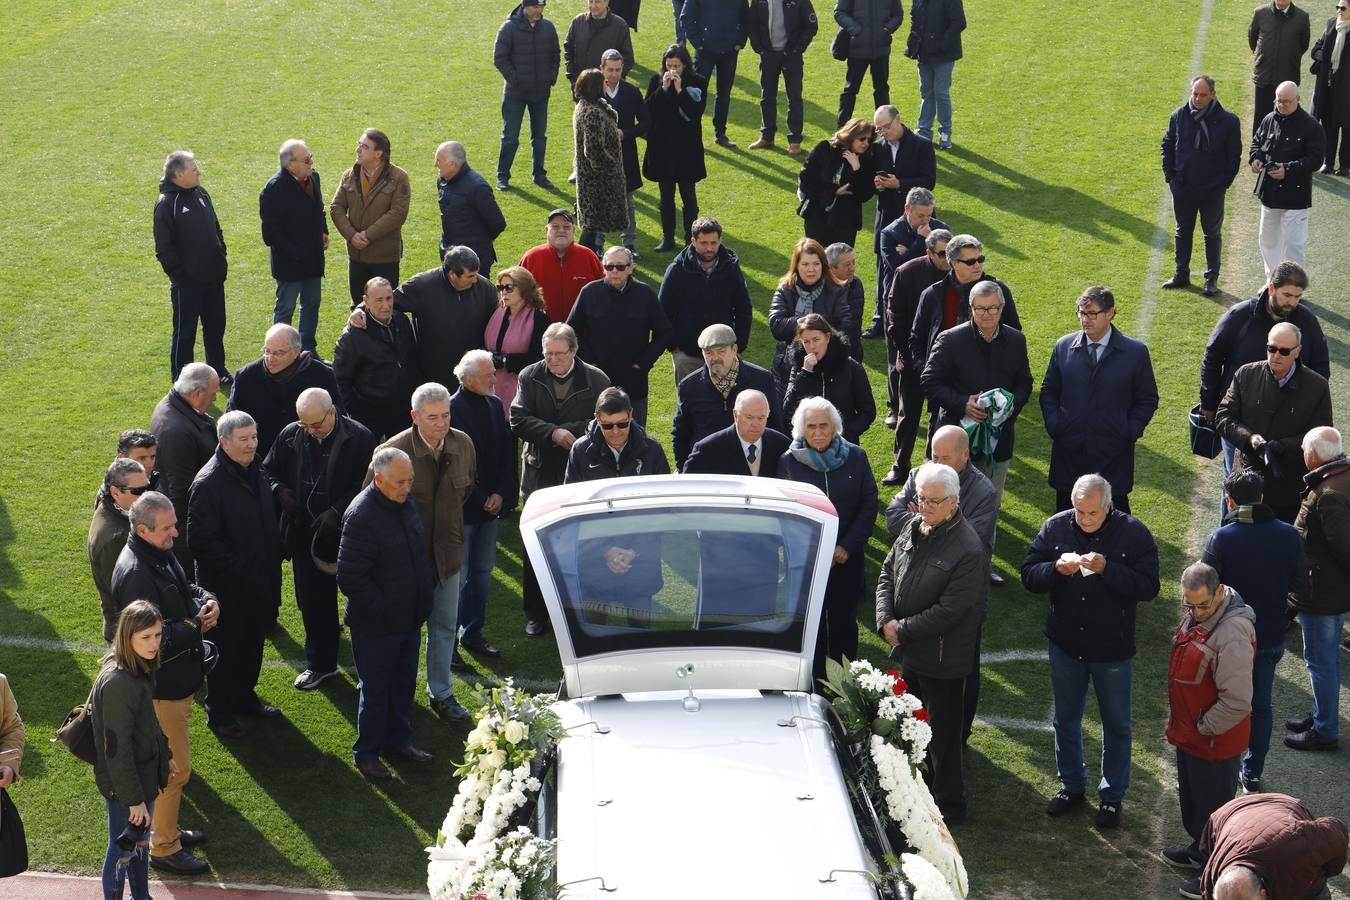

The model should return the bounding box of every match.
[0,789,28,877]
[53,687,97,766]
[1189,404,1222,459]
[830,28,852,61]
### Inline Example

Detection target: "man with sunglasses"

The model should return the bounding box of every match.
[1216,322,1332,523]
[564,387,669,483]
[908,234,1020,383]
[89,459,152,643]
[566,247,672,426]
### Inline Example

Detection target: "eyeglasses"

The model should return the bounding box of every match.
[874,120,894,132]
[497,283,517,293]
[1266,344,1296,356]
[300,408,334,429]
[914,495,951,508]
[598,420,632,431]
[603,263,630,271]
[953,255,986,266]
[1077,307,1107,319]
[297,155,313,164]
[1183,598,1218,610]
[972,305,1002,315]
[119,484,151,496]
[261,347,297,358]
[1274,97,1297,106]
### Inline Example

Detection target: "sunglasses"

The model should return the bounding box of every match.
[603,263,630,271]
[497,283,517,293]
[953,255,986,266]
[1266,344,1296,356]
[121,484,151,496]
[599,420,632,431]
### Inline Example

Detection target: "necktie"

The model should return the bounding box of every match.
[747,443,757,464]
[1089,342,1101,366]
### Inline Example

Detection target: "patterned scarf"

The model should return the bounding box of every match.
[1188,98,1216,150]
[711,362,739,399]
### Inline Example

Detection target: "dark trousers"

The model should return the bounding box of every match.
[870,254,889,330]
[347,259,401,308]
[1254,83,1276,138]
[694,48,740,136]
[658,180,699,242]
[902,667,967,818]
[205,604,267,721]
[892,369,925,476]
[523,555,548,623]
[1056,489,1130,515]
[1320,110,1350,169]
[351,626,420,763]
[169,280,227,380]
[352,404,412,443]
[813,555,863,679]
[1171,186,1226,280]
[1175,748,1240,852]
[838,55,890,126]
[963,625,982,742]
[758,50,805,143]
[293,544,339,675]
[804,215,859,255]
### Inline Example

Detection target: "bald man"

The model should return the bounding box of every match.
[227,322,341,458]
[1250,81,1323,280]
[682,389,791,477]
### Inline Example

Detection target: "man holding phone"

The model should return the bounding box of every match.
[1250,81,1324,281]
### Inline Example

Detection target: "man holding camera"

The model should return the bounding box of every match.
[1251,81,1325,281]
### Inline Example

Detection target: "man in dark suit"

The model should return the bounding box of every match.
[226,323,341,459]
[150,362,220,573]
[1039,286,1159,514]
[260,139,329,352]
[866,105,936,337]
[683,389,789,476]
[597,50,649,255]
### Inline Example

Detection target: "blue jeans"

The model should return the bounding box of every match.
[458,519,500,646]
[916,60,955,138]
[498,92,549,182]
[351,626,420,763]
[1299,612,1343,739]
[273,277,323,352]
[103,797,154,900]
[672,0,686,44]
[1242,643,1284,778]
[1048,641,1133,803]
[426,572,463,703]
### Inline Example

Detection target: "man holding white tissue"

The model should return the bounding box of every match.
[1020,473,1161,832]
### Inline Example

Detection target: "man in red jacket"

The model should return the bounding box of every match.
[518,209,604,323]
[1159,561,1256,891]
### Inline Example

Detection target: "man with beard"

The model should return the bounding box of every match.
[671,324,783,469]
[658,217,754,385]
[227,323,341,458]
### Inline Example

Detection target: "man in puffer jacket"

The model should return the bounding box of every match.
[494,1,561,190]
[564,387,670,482]
[1160,561,1256,883]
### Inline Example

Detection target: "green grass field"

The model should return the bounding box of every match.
[2,0,1347,896]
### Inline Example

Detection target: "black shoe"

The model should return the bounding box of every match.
[1179,877,1202,899]
[209,718,247,741]
[356,758,393,781]
[1239,771,1261,794]
[861,324,884,339]
[495,179,510,191]
[178,829,207,848]
[431,696,472,721]
[1045,789,1085,817]
[1336,167,1350,176]
[1161,274,1190,290]
[242,701,282,718]
[1285,713,1314,733]
[880,467,905,486]
[450,651,471,673]
[217,372,234,390]
[150,849,209,875]
[990,571,1006,587]
[653,238,678,252]
[1284,728,1339,751]
[1319,163,1334,174]
[1202,276,1218,297]
[533,175,556,190]
[714,134,737,148]
[623,245,641,261]
[463,638,502,659]
[525,619,548,637]
[1094,801,1121,829]
[294,668,338,691]
[1159,846,1203,869]
[389,744,435,764]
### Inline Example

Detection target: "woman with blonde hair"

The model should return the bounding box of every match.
[486,266,551,414]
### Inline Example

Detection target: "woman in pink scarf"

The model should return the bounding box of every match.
[486,266,551,415]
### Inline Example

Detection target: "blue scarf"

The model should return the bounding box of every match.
[789,434,850,472]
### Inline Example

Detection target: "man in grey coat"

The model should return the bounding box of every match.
[1249,0,1311,135]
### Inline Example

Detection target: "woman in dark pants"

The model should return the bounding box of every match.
[1312,1,1350,174]
[781,313,876,443]
[798,117,876,249]
[643,44,708,252]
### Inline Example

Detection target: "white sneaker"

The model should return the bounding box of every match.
[294,669,338,691]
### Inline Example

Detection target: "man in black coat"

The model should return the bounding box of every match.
[878,187,947,427]
[1160,77,1242,297]
[154,150,230,383]
[833,0,904,126]
[435,141,506,270]
[111,491,219,873]
[188,411,283,741]
[564,0,635,85]
[260,139,329,353]
[658,218,755,384]
[262,388,376,691]
[1252,81,1325,280]
[334,277,419,440]
[682,0,749,146]
[494,0,561,190]
[683,388,789,476]
[567,246,672,426]
[226,323,342,459]
[866,107,937,337]
[1249,0,1311,135]
[338,448,438,780]
[150,363,220,573]
[1040,287,1159,514]
[907,0,966,148]
[389,247,496,392]
[565,387,670,481]
[671,324,785,469]
[909,234,1022,377]
[746,0,818,154]
[597,50,649,252]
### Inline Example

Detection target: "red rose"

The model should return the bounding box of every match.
[893,678,908,695]
[914,708,929,722]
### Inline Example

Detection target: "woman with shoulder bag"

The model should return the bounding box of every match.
[798,118,877,250]
[93,601,178,900]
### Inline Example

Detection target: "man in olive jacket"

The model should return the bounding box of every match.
[89,459,150,643]
[1248,0,1311,135]
[330,127,411,307]
[875,462,986,825]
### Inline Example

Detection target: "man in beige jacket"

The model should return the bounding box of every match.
[331,127,411,308]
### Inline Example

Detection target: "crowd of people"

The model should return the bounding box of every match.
[14,1,1346,898]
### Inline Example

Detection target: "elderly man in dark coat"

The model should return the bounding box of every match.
[188,411,282,742]
[435,142,506,270]
[1248,0,1311,135]
[260,139,329,353]
[150,362,220,573]
[227,323,341,458]
[1216,321,1333,522]
[908,234,1022,377]
[494,0,561,190]
[876,461,986,825]
[334,277,419,440]
[683,388,789,476]
[866,106,936,337]
[1039,286,1158,514]
[1251,81,1325,280]
[262,388,376,691]
[390,247,496,393]
[1312,3,1350,174]
[671,324,784,469]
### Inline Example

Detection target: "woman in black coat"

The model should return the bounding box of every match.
[797,117,876,249]
[643,44,708,252]
[768,238,856,389]
[782,313,876,444]
[1312,4,1350,174]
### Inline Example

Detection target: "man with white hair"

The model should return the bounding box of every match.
[1216,321,1332,522]
[435,141,506,271]
[150,362,221,572]
[1287,425,1350,752]
[189,410,283,742]
[340,447,438,780]
[683,388,790,476]
[227,322,341,458]
[1021,473,1160,831]
[260,138,329,352]
[262,387,376,690]
[875,461,986,826]
[1198,793,1346,900]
